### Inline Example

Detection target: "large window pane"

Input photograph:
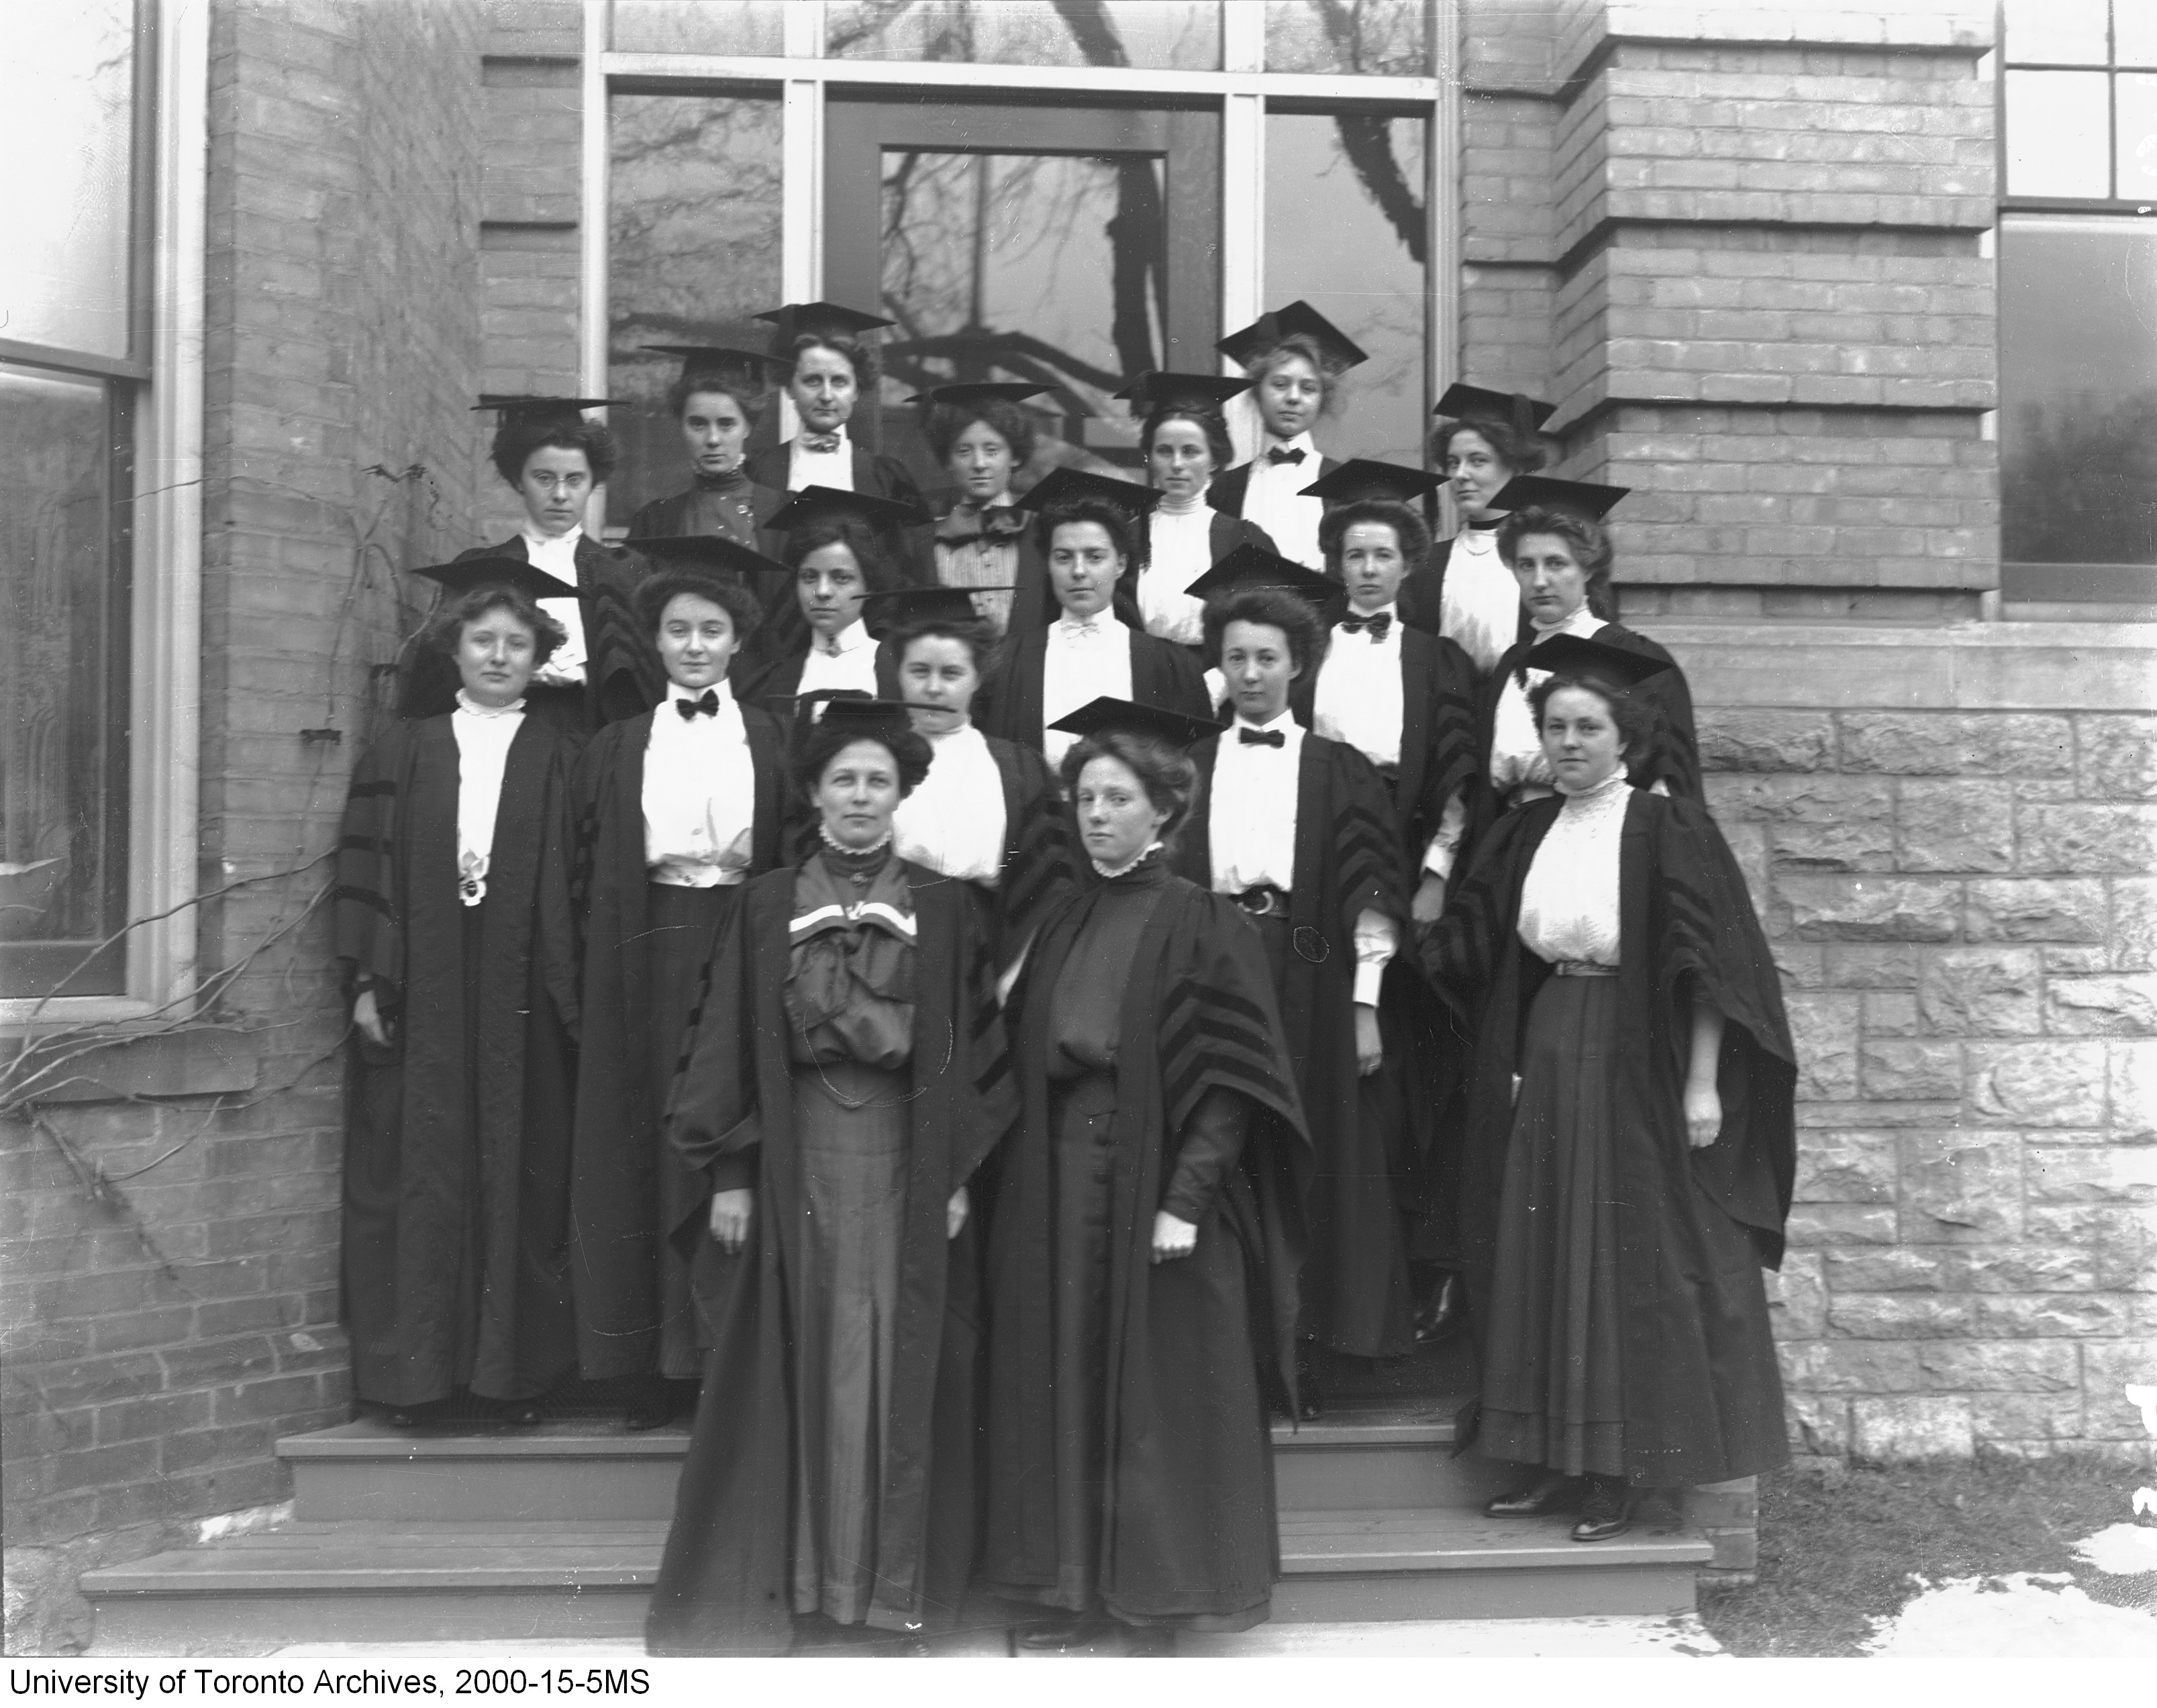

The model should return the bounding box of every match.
[876,150,1161,487]
[1999,217,2157,574]
[2119,1,2157,67]
[1264,111,1429,466]
[828,2,1220,70]
[2005,70,2113,197]
[0,0,136,357]
[2001,0,2110,64]
[611,1,787,55]
[1266,0,1429,76]
[0,365,130,997]
[2118,74,2157,197]
[607,93,784,524]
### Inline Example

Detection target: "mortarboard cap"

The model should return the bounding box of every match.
[860,585,1015,634]
[642,346,784,391]
[754,301,895,345]
[471,395,624,419]
[1112,370,1253,413]
[1217,301,1367,374]
[1019,465,1163,520]
[1047,696,1223,751]
[410,555,579,603]
[908,382,1050,409]
[1299,458,1447,506]
[630,535,794,579]
[1525,632,1671,690]
[766,485,931,535]
[1183,543,1342,609]
[1434,382,1558,434]
[1488,473,1629,523]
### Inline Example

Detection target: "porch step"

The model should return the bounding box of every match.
[83,1511,1709,1654]
[280,1401,1504,1523]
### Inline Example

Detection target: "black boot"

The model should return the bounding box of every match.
[1570,1474,1634,1542]
[1485,1472,1584,1517]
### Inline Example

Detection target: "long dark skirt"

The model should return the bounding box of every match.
[1480,972,1776,1484]
[789,1057,910,1624]
[343,905,575,1405]
[648,882,736,1378]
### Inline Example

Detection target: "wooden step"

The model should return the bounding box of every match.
[85,1507,1706,1654]
[282,1400,1497,1524]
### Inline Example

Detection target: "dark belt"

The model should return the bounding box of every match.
[1234,885,1291,918]
[1552,960,1617,978]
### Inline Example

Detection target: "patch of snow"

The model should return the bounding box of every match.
[1864,1572,2157,1657]
[2076,1523,2157,1577]
[195,1501,294,1544]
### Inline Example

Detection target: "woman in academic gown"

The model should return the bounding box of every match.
[1397,384,1556,670]
[622,346,789,549]
[917,381,1050,638]
[1470,487,1701,864]
[644,701,1017,1657]
[1422,658,1795,1541]
[335,576,580,1427]
[1174,581,1416,1385]
[877,587,1077,976]
[1292,498,1485,1346]
[566,551,790,1428]
[1205,303,1365,572]
[738,488,923,706]
[981,699,1311,1654]
[409,397,662,735]
[1119,370,1280,650]
[975,489,1211,768]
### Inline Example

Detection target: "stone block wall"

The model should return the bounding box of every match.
[1673,625,2157,1466]
[1,0,487,1654]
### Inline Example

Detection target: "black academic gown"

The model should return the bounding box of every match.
[644,866,1015,1656]
[566,701,789,1381]
[974,619,1213,756]
[1174,731,1415,1358]
[1206,456,1342,519]
[981,870,1311,1629]
[979,737,1081,965]
[623,477,788,548]
[1422,789,1797,1489]
[1395,534,1535,660]
[745,440,934,582]
[333,713,581,1406]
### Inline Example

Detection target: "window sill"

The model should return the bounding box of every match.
[0,1019,260,1104]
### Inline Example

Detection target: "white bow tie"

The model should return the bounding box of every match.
[1061,617,1107,641]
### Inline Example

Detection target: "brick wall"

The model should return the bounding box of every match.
[1,0,486,1654]
[1460,0,1999,619]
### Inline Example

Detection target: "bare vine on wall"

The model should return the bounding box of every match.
[3,462,449,1239]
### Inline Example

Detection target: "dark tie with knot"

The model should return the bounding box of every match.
[1238,726,1286,748]
[799,434,842,454]
[1340,611,1393,641]
[676,689,719,720]
[1265,446,1306,466]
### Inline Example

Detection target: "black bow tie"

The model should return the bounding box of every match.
[1238,726,1286,748]
[676,689,719,719]
[1265,446,1306,466]
[1340,611,1393,640]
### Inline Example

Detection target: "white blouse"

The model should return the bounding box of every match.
[1439,524,1519,677]
[519,527,588,687]
[1041,615,1134,768]
[893,721,1007,885]
[451,692,524,907]
[643,680,757,887]
[1136,503,1215,644]
[1313,604,1406,769]
[1238,432,1324,570]
[786,428,852,493]
[797,619,881,701]
[1517,768,1630,966]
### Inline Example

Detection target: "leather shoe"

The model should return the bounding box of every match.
[1013,1615,1115,1653]
[1570,1476,1634,1542]
[1413,1270,1466,1345]
[1485,1473,1583,1518]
